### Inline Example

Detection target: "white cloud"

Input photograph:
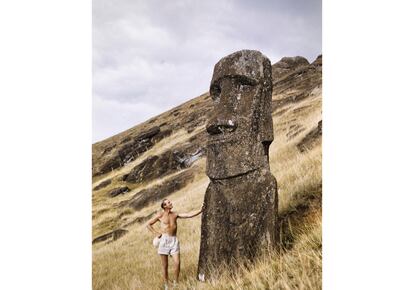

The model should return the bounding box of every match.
[93,95,161,141]
[93,0,321,142]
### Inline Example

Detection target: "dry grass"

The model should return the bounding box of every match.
[92,86,322,289]
[179,212,322,290]
[92,140,321,289]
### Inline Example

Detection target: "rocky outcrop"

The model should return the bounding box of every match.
[272,56,310,79]
[107,186,130,197]
[93,126,172,176]
[123,144,204,184]
[184,110,209,133]
[124,170,194,211]
[271,57,322,112]
[93,179,111,190]
[311,54,322,68]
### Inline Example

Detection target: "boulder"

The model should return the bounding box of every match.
[136,126,160,140]
[93,179,112,191]
[107,186,130,197]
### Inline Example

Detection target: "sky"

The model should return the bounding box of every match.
[93,0,322,142]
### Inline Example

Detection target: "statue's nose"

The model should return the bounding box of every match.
[206,117,238,135]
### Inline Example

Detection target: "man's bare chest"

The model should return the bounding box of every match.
[160,214,177,227]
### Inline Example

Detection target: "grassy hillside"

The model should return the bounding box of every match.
[92,55,322,289]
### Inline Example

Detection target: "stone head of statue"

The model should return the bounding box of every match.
[206,50,274,179]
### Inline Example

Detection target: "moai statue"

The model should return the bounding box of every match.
[197,50,278,281]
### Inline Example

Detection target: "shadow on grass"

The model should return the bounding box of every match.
[278,183,322,251]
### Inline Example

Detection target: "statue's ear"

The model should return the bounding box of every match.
[257,57,274,144]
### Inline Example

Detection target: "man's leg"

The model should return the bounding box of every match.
[160,254,169,285]
[171,253,180,284]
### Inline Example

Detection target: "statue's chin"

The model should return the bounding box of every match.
[206,139,266,179]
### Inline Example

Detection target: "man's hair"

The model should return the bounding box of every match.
[161,199,168,209]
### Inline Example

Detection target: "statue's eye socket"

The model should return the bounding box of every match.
[210,85,221,101]
[239,82,254,92]
[240,83,251,89]
[238,77,256,89]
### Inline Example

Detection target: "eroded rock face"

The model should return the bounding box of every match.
[123,144,204,184]
[125,170,194,211]
[198,50,278,280]
[107,186,130,197]
[94,126,173,176]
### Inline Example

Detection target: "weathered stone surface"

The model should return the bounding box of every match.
[93,179,112,191]
[205,50,274,179]
[92,229,128,244]
[199,169,277,269]
[198,50,278,280]
[125,170,194,211]
[107,186,130,197]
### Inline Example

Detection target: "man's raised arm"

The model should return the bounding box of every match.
[178,204,204,219]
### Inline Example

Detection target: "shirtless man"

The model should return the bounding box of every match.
[146,199,203,289]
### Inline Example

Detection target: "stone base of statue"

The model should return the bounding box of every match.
[197,168,278,280]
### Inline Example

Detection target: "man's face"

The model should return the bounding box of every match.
[163,199,173,209]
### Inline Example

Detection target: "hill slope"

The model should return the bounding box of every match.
[92,55,322,289]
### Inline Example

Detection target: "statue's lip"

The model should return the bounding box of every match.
[207,167,261,180]
[207,134,237,144]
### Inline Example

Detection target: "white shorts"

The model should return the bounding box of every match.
[158,234,180,256]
